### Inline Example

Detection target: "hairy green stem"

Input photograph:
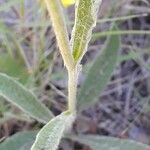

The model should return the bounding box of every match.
[44,0,74,70]
[44,0,78,113]
[68,67,78,113]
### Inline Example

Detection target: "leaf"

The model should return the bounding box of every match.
[71,0,102,61]
[0,54,28,84]
[0,131,37,150]
[69,134,150,150]
[61,0,75,7]
[0,73,53,123]
[31,111,75,150]
[78,25,121,111]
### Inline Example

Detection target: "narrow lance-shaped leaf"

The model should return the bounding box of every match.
[31,111,75,150]
[0,131,37,150]
[69,134,150,150]
[0,73,53,123]
[71,0,102,61]
[78,25,121,111]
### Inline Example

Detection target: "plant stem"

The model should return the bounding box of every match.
[44,0,74,70]
[44,0,78,113]
[68,67,78,113]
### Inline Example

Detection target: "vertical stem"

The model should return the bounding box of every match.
[44,0,74,70]
[44,0,79,113]
[68,67,78,113]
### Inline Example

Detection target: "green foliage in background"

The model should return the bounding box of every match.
[0,131,37,150]
[69,134,150,150]
[0,73,53,123]
[0,54,28,84]
[78,25,120,111]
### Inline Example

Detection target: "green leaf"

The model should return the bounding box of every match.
[78,25,121,111]
[71,0,102,61]
[0,54,28,84]
[69,134,150,150]
[0,73,53,123]
[0,131,37,150]
[31,111,75,150]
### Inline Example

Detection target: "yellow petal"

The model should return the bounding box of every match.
[61,0,75,7]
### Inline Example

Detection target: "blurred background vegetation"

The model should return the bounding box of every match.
[0,0,150,149]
